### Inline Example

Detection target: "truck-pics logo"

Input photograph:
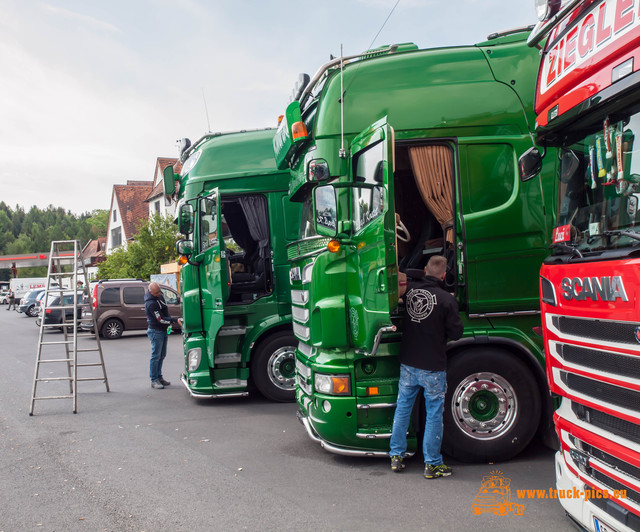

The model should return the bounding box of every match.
[471,471,525,516]
[560,275,628,302]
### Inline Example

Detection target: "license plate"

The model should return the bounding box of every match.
[594,516,617,532]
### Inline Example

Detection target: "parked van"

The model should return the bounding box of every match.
[81,279,181,339]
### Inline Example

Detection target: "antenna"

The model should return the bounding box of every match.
[365,0,400,53]
[342,0,400,99]
[201,87,211,133]
[339,44,346,159]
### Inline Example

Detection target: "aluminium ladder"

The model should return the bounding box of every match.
[29,240,109,415]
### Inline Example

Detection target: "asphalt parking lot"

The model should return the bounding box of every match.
[0,307,574,531]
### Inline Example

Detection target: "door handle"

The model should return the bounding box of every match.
[376,268,386,293]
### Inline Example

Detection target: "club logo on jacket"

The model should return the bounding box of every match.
[406,289,437,323]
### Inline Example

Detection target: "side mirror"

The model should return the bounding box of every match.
[163,164,177,197]
[176,239,194,256]
[178,204,194,235]
[314,185,338,237]
[518,146,544,182]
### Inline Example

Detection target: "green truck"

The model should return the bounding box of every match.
[275,29,557,461]
[167,129,300,402]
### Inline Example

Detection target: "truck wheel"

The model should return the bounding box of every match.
[443,348,540,463]
[251,332,297,402]
[27,305,39,317]
[101,318,123,339]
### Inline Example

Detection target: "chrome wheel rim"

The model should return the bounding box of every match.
[451,372,517,440]
[267,346,296,390]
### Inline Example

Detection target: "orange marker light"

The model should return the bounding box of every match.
[327,240,341,253]
[178,255,189,265]
[367,386,379,396]
[277,115,284,125]
[291,121,308,141]
[332,377,350,394]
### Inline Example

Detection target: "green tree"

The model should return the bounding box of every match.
[97,215,178,280]
[87,209,109,237]
[97,247,133,279]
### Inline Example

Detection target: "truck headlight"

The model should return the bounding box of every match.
[315,373,351,395]
[187,348,201,371]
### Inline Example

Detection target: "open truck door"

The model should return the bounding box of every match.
[196,188,230,362]
[346,118,398,354]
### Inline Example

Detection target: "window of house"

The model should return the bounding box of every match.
[113,209,117,222]
[154,201,160,213]
[111,227,122,248]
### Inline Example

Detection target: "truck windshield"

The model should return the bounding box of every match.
[556,111,640,252]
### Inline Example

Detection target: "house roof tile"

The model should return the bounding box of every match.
[113,181,153,241]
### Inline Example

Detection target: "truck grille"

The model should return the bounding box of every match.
[287,238,330,260]
[591,469,640,506]
[570,435,640,482]
[572,403,640,447]
[552,316,640,346]
[560,372,640,412]
[556,344,640,380]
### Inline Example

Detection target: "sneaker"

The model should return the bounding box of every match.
[159,378,171,386]
[424,463,452,479]
[151,380,164,389]
[390,455,405,472]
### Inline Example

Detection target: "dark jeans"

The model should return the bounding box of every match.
[147,328,168,382]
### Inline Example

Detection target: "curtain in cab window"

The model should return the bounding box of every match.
[408,145,454,243]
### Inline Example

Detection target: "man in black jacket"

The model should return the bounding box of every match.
[145,283,182,389]
[389,255,464,478]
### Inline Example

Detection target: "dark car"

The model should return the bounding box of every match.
[40,293,83,331]
[81,279,181,339]
[18,289,46,317]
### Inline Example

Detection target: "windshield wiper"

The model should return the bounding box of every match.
[604,230,640,242]
[550,242,583,258]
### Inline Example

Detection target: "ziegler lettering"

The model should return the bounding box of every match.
[542,0,640,93]
[560,276,628,301]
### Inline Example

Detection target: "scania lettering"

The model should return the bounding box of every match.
[529,0,640,529]
[277,30,558,462]
[560,275,628,301]
[167,129,300,402]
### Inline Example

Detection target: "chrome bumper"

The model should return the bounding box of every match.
[180,374,249,399]
[296,410,413,458]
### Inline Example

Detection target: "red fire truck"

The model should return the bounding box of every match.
[524,0,640,530]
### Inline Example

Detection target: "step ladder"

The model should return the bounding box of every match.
[29,240,109,415]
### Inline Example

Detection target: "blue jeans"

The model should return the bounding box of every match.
[389,364,447,465]
[147,328,168,382]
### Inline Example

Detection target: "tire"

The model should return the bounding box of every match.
[251,332,297,402]
[101,318,124,339]
[27,305,39,317]
[442,348,541,463]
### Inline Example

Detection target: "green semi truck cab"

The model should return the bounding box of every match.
[168,129,300,402]
[276,29,557,461]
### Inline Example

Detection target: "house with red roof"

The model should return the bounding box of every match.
[105,180,154,254]
[145,157,180,218]
[81,236,107,280]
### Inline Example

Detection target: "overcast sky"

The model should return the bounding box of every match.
[1,1,537,214]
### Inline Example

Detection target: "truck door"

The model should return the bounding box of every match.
[457,139,549,312]
[347,118,398,352]
[197,188,229,359]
